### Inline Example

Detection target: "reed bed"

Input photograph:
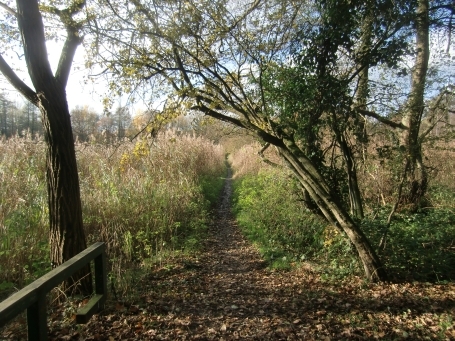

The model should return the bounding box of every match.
[0,131,225,298]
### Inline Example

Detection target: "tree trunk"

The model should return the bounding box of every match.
[354,2,372,167]
[400,0,429,210]
[197,102,387,281]
[40,93,92,295]
[4,0,93,295]
[278,139,386,282]
[343,1,375,219]
[337,130,364,219]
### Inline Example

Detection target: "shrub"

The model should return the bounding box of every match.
[230,141,455,282]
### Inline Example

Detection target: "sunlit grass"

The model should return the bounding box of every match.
[229,141,455,282]
[0,130,225,298]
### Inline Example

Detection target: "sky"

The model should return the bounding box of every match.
[1,19,453,117]
[0,40,141,115]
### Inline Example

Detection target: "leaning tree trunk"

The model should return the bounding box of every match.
[400,0,429,210]
[336,129,364,219]
[14,0,92,295]
[278,139,386,282]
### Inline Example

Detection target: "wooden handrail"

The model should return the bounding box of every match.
[0,242,107,341]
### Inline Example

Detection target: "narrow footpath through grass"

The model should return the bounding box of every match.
[2,166,455,340]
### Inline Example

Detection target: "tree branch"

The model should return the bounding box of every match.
[356,108,408,130]
[191,103,246,128]
[50,0,86,86]
[55,28,82,87]
[16,0,55,93]
[227,0,262,31]
[429,4,455,12]
[257,142,283,168]
[0,54,38,105]
[192,101,284,147]
[419,87,455,140]
[0,1,17,17]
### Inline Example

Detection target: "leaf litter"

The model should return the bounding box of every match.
[1,173,455,340]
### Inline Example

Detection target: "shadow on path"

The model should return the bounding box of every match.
[41,165,455,340]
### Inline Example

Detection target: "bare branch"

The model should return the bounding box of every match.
[258,142,270,156]
[0,1,17,17]
[429,4,455,12]
[257,142,282,168]
[227,0,262,31]
[356,108,408,130]
[0,53,38,105]
[192,102,245,127]
[419,87,455,140]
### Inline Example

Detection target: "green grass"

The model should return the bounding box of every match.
[231,157,455,282]
[232,168,327,270]
[199,172,226,208]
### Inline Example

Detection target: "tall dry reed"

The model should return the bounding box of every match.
[0,130,225,298]
[228,142,283,179]
[0,134,48,295]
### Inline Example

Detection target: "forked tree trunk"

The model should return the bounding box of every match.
[336,130,364,219]
[0,0,93,295]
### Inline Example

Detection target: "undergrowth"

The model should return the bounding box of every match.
[0,131,225,300]
[362,208,455,282]
[232,168,327,269]
[230,142,455,283]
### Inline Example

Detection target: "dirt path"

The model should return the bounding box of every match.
[4,166,455,340]
[73,166,315,340]
[130,166,310,340]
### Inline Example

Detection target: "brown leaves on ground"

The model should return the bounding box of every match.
[2,176,455,340]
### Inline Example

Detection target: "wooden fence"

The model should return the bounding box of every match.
[0,242,107,341]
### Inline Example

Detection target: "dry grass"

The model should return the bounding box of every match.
[0,130,225,298]
[228,142,283,179]
[355,136,455,210]
[0,134,48,292]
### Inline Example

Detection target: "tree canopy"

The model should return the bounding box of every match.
[1,0,454,282]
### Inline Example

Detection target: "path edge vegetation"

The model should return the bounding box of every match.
[229,142,455,283]
[84,0,454,281]
[0,131,227,300]
[0,0,454,299]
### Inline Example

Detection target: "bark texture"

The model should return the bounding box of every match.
[3,0,92,294]
[276,139,386,282]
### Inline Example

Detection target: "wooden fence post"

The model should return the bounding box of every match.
[94,251,107,299]
[26,294,47,341]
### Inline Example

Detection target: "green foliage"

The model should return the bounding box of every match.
[198,172,226,208]
[232,168,327,269]
[317,225,363,282]
[362,208,455,282]
[231,145,455,282]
